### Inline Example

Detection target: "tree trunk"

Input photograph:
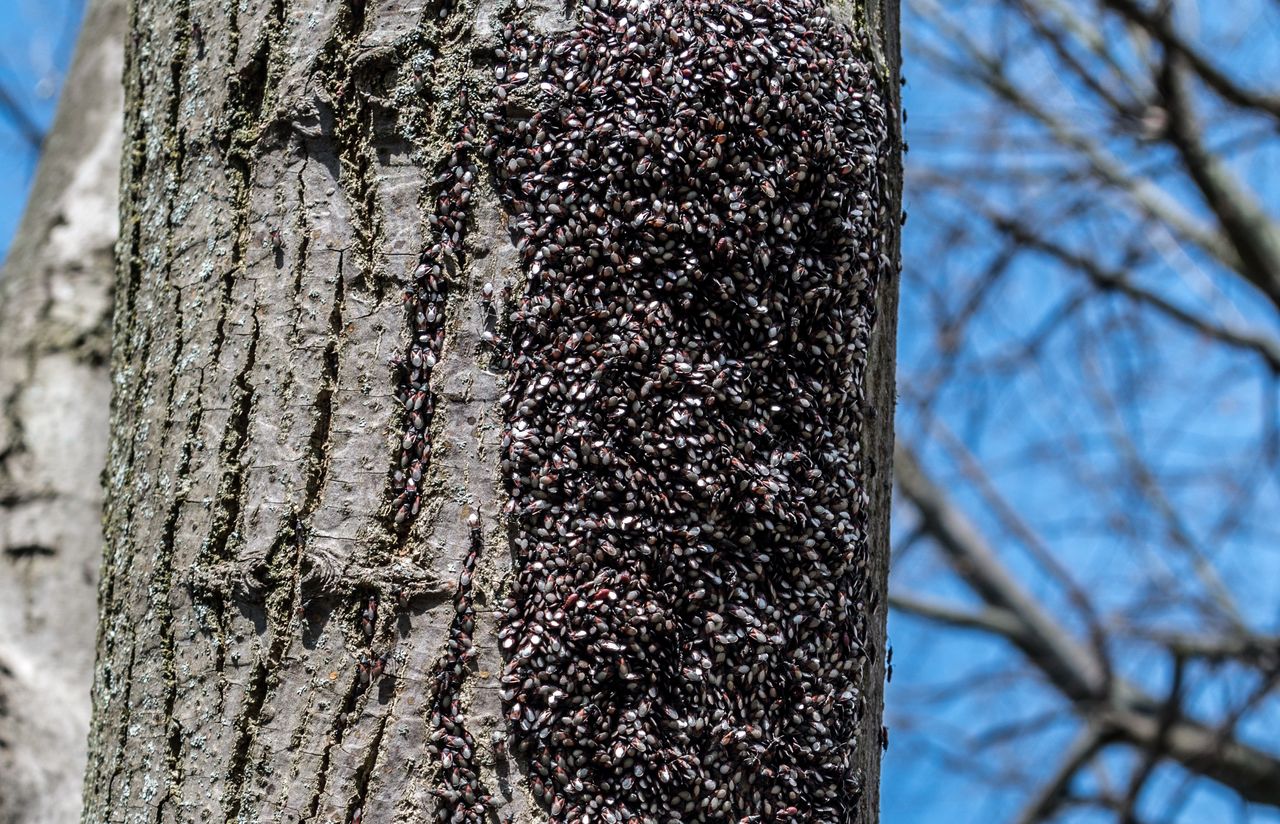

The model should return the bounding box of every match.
[0,1,124,821]
[82,1,899,823]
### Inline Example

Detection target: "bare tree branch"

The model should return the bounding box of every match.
[1102,0,1280,121]
[0,78,44,151]
[1118,655,1183,824]
[1015,724,1112,824]
[988,212,1280,373]
[1140,631,1280,668]
[895,443,1280,806]
[910,2,1249,283]
[895,443,1108,703]
[890,591,1031,641]
[1156,50,1280,310]
[897,0,1280,818]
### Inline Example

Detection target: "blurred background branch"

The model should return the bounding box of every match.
[0,74,44,149]
[891,0,1280,821]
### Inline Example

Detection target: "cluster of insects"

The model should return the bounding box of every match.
[347,516,489,822]
[389,138,478,526]
[381,79,494,816]
[424,512,492,822]
[480,0,891,821]
[350,589,393,692]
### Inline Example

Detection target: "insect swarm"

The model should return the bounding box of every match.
[423,512,491,822]
[485,0,892,822]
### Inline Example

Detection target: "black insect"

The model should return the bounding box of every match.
[361,596,377,639]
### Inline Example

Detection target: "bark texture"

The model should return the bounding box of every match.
[0,1,124,821]
[82,1,898,822]
[834,6,901,821]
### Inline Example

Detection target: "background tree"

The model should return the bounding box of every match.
[887,1,1280,822]
[75,2,901,824]
[0,0,120,821]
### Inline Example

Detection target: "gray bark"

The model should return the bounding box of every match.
[0,0,124,822]
[81,1,899,822]
[837,4,901,820]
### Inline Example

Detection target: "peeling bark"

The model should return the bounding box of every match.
[82,1,899,822]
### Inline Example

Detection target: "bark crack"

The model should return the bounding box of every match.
[154,292,196,824]
[100,643,138,812]
[345,713,390,824]
[305,666,369,821]
[301,258,344,522]
[203,314,260,574]
[221,656,272,822]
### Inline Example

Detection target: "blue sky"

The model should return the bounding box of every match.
[884,2,1280,822]
[0,0,82,257]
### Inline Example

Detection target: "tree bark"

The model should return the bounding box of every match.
[82,1,899,823]
[0,1,124,821]
[834,5,901,821]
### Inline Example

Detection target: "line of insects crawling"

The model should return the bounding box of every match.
[351,516,492,824]
[383,109,494,821]
[424,512,492,822]
[388,132,479,527]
